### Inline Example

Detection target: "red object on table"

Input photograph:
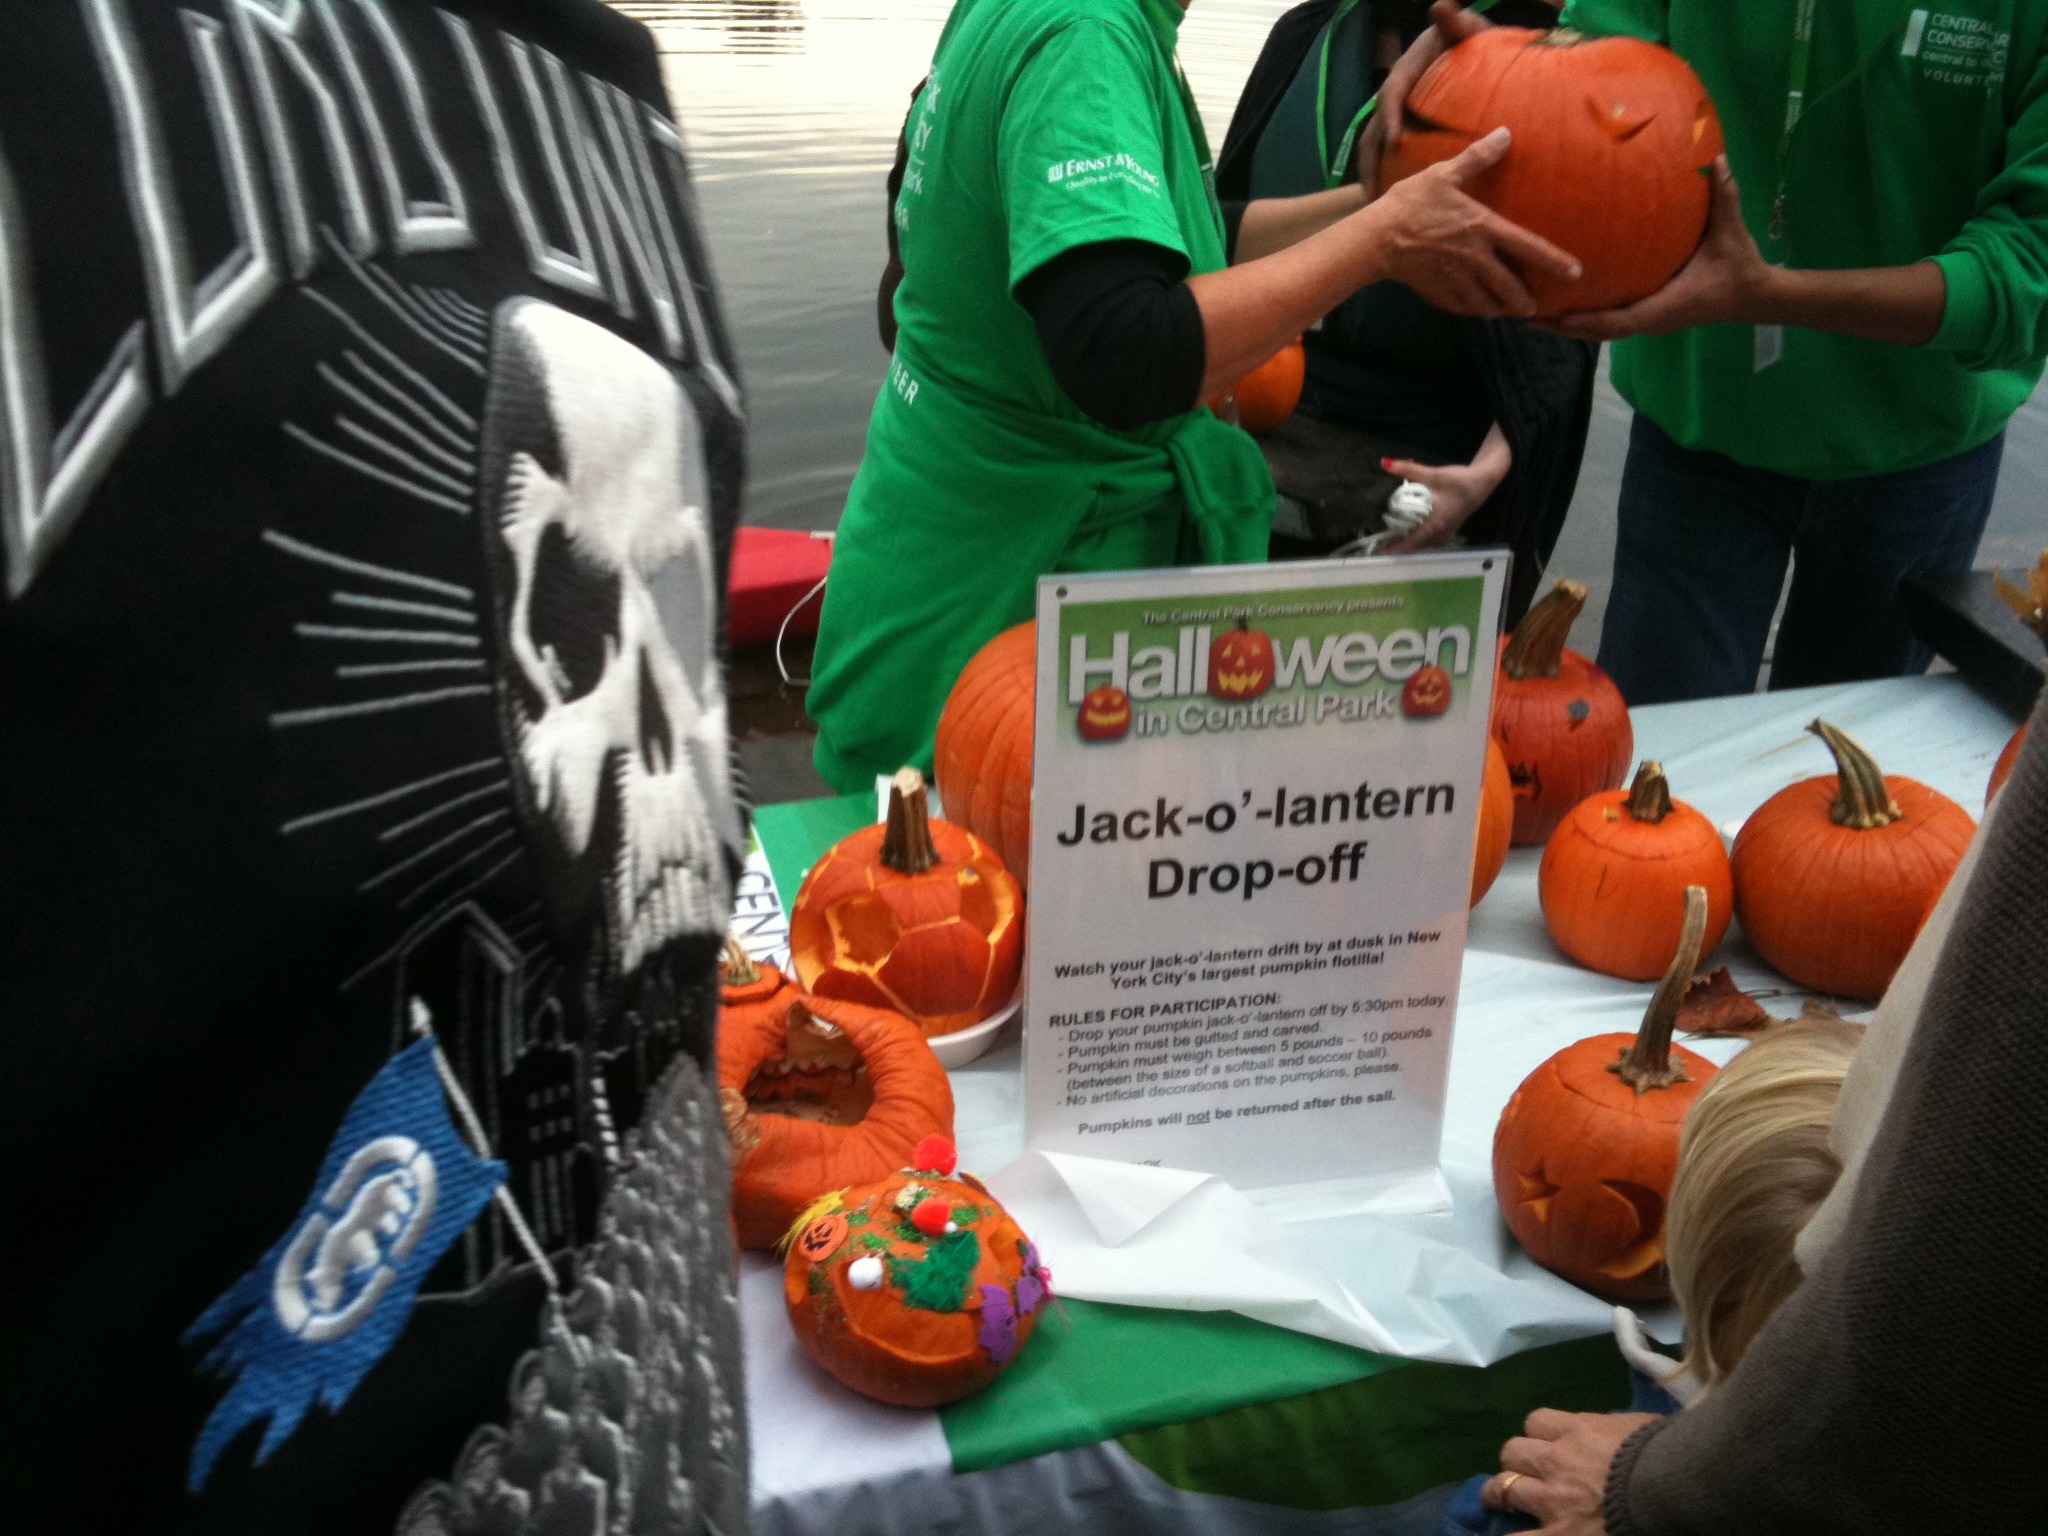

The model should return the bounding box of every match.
[728,526,833,646]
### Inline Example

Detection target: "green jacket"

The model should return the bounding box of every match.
[1561,0,2048,478]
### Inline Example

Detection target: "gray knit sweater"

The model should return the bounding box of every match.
[1603,696,2048,1534]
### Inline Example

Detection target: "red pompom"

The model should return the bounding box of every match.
[913,1135,958,1176]
[910,1196,953,1236]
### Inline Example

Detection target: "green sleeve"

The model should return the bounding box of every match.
[1000,19,1189,292]
[1930,52,2048,371]
[1555,0,1669,43]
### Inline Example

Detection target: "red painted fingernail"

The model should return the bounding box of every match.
[1380,457,1395,470]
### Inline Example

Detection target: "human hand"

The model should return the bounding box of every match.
[1379,425,1511,551]
[1356,0,1493,194]
[1542,158,1774,339]
[1481,1409,1660,1534]
[1367,127,1581,316]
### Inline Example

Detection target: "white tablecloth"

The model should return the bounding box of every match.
[745,675,2016,1527]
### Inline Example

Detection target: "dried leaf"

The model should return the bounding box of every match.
[1677,967,1774,1038]
[1994,548,2048,643]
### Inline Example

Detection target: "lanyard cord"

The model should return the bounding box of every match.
[1317,0,1502,189]
[1768,0,1930,241]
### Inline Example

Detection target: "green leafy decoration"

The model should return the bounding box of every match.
[951,1204,982,1227]
[889,1230,982,1312]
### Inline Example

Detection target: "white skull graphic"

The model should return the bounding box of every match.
[484,300,739,982]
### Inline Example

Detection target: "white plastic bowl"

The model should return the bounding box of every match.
[928,990,1021,1069]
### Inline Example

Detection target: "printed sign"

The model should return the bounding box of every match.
[1023,554,1505,1190]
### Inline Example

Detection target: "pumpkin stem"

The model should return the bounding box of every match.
[1611,885,1708,1094]
[1501,579,1588,681]
[881,766,941,874]
[1809,719,1903,830]
[1625,761,1673,824]
[721,934,761,986]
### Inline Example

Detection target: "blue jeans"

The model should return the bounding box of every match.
[1596,415,2004,705]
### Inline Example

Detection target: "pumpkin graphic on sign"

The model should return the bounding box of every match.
[1402,664,1452,718]
[1078,684,1132,741]
[1208,619,1274,700]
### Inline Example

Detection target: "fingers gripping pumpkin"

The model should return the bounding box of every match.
[934,621,1036,887]
[784,1144,1052,1407]
[1493,580,1633,846]
[1539,761,1733,980]
[793,768,1025,1035]
[1380,29,1723,314]
[1732,720,1974,1000]
[718,993,954,1251]
[1492,886,1719,1302]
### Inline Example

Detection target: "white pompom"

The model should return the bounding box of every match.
[848,1255,885,1291]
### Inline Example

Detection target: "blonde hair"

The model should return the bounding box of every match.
[1666,1010,1862,1387]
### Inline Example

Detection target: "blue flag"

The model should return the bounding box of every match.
[184,1038,505,1490]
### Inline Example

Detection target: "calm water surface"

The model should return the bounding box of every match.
[622,0,2044,647]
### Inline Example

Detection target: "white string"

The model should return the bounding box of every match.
[772,532,835,688]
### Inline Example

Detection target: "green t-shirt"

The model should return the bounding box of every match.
[893,0,1225,425]
[806,0,1273,793]
[1561,0,2048,478]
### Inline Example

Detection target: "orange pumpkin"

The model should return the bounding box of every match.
[1493,886,1719,1301]
[1732,720,1974,1000]
[1988,720,2029,805]
[934,621,1035,889]
[1381,28,1722,314]
[1493,579,1632,847]
[784,1145,1051,1406]
[719,935,799,1038]
[1208,619,1276,700]
[718,992,954,1251]
[1539,760,1732,981]
[1471,735,1513,907]
[1211,339,1305,435]
[1403,663,1453,718]
[793,768,1024,1035]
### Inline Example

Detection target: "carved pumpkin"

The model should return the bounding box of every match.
[1403,663,1453,718]
[1989,722,2028,805]
[784,1142,1051,1406]
[1493,886,1719,1301]
[1079,684,1133,741]
[1471,735,1513,907]
[1208,619,1275,700]
[934,620,1035,888]
[1732,720,1974,1000]
[718,993,954,1251]
[793,768,1024,1035]
[1381,28,1723,314]
[1493,580,1632,846]
[1539,761,1732,980]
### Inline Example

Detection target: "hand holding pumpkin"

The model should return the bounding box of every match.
[1542,156,1771,341]
[1354,0,1494,195]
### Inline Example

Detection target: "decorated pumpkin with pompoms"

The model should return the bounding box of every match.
[783,1137,1051,1407]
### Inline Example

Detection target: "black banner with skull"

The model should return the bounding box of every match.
[0,3,749,1532]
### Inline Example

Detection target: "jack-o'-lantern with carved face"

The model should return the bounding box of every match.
[1402,664,1452,718]
[1492,888,1719,1301]
[1078,685,1132,741]
[1208,619,1275,700]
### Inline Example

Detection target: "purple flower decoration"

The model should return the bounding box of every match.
[978,1284,1019,1363]
[1016,1241,1051,1315]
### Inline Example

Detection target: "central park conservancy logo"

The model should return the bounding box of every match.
[1902,9,2009,89]
[1046,151,1163,196]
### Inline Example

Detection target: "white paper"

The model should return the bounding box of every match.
[1021,554,1507,1190]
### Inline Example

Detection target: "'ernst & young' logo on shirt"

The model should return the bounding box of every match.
[1046,150,1163,196]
